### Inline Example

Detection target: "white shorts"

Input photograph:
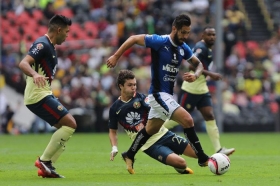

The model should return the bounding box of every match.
[148,92,180,121]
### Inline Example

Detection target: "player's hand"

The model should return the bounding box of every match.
[32,74,49,88]
[209,72,222,81]
[106,55,118,68]
[110,146,118,161]
[183,72,197,82]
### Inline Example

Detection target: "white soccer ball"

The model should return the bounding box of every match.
[208,153,230,175]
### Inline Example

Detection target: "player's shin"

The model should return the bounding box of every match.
[183,127,207,158]
[40,126,75,161]
[126,128,151,159]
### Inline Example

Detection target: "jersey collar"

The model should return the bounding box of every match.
[168,35,178,47]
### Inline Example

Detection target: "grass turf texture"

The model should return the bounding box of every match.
[0,133,279,186]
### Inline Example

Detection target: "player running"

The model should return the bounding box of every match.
[164,26,235,156]
[107,14,209,174]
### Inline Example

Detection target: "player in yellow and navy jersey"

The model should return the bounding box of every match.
[109,70,197,174]
[19,15,76,178]
[164,27,235,156]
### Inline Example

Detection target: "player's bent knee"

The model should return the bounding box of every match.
[59,114,77,129]
[180,116,194,128]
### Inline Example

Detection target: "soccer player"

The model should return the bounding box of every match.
[18,15,76,178]
[109,70,197,174]
[164,27,235,156]
[107,14,209,174]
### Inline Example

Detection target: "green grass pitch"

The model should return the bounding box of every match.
[0,132,279,186]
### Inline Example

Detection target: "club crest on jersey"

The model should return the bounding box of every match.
[179,48,184,56]
[57,105,64,111]
[133,101,141,109]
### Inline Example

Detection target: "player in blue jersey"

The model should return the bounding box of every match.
[107,14,209,174]
[164,27,235,156]
[19,15,76,178]
[109,70,197,174]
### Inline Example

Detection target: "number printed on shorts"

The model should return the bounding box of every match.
[172,134,186,144]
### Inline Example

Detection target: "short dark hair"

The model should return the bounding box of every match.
[49,14,72,31]
[172,14,191,30]
[117,70,135,90]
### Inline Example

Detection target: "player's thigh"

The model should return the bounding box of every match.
[26,95,69,127]
[144,132,188,166]
[148,93,180,121]
[170,106,193,127]
[197,93,214,119]
[146,118,164,135]
[54,113,77,129]
[143,143,173,165]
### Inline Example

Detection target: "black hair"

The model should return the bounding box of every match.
[49,14,72,31]
[117,70,135,90]
[172,14,191,30]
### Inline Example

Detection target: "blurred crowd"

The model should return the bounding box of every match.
[1,0,279,133]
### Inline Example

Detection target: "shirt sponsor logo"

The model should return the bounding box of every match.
[126,112,141,124]
[163,75,176,82]
[162,64,179,73]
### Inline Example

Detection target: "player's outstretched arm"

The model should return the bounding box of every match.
[109,129,118,161]
[106,34,146,68]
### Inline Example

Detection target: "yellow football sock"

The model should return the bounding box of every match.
[40,126,75,161]
[51,145,65,163]
[163,119,179,129]
[205,120,221,152]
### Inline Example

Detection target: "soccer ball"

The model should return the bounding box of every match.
[208,153,230,175]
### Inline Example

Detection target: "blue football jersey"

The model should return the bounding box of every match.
[145,34,193,95]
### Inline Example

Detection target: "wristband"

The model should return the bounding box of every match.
[112,146,118,151]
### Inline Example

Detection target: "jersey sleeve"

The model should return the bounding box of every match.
[182,43,194,60]
[144,34,164,51]
[193,47,206,60]
[139,93,150,110]
[27,42,48,61]
[108,106,118,130]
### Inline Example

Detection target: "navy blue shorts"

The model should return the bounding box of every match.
[143,131,189,165]
[26,95,69,126]
[180,91,212,112]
